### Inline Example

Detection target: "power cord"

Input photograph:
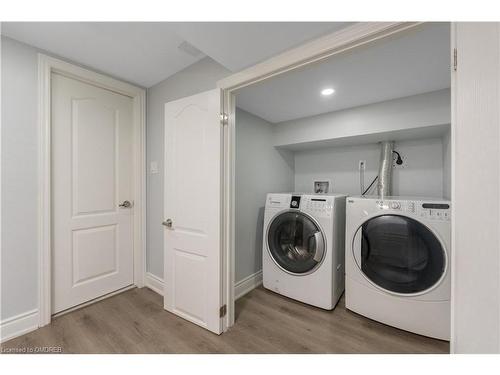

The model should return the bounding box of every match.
[393,150,403,165]
[362,176,378,196]
[361,149,403,196]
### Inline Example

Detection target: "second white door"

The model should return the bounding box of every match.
[52,73,135,314]
[163,89,223,334]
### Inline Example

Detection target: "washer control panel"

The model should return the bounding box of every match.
[375,199,451,221]
[266,194,337,218]
[303,196,333,218]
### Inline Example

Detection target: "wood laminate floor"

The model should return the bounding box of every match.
[1,286,449,354]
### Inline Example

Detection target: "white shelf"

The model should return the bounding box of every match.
[275,123,450,152]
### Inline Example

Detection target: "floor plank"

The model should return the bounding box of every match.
[1,286,449,354]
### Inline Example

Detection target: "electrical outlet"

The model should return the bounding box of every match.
[359,160,366,171]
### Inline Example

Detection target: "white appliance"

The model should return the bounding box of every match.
[263,193,347,310]
[345,196,451,340]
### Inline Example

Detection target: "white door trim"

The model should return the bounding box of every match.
[449,22,458,354]
[217,22,423,331]
[37,54,146,327]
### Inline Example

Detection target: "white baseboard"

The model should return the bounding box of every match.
[0,309,39,343]
[144,270,262,301]
[235,270,263,300]
[145,272,164,296]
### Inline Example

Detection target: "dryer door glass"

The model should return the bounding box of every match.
[267,211,325,274]
[359,215,445,294]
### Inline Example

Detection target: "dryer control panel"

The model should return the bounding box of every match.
[375,199,451,221]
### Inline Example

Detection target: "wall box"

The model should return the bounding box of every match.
[313,180,331,194]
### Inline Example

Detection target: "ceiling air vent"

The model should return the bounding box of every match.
[177,41,204,58]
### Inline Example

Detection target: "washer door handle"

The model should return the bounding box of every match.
[312,231,325,263]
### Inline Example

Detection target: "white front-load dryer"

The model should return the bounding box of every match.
[345,196,451,340]
[263,193,346,310]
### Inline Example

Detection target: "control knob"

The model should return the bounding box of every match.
[390,202,401,210]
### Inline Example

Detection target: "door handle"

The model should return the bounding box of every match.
[118,200,132,208]
[162,219,173,228]
[312,231,325,263]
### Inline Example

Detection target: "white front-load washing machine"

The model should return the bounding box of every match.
[345,196,451,340]
[263,193,346,310]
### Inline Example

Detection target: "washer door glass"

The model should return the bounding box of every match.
[359,215,445,294]
[267,211,325,274]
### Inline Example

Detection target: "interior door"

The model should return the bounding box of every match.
[52,73,134,314]
[163,89,223,334]
[453,23,500,353]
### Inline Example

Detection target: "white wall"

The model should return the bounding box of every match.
[146,58,230,278]
[452,22,500,354]
[294,138,445,198]
[1,37,40,321]
[274,89,451,149]
[235,109,294,282]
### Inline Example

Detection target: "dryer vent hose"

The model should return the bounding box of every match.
[377,141,394,197]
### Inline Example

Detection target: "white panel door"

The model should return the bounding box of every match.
[452,23,500,353]
[164,89,223,334]
[52,73,134,314]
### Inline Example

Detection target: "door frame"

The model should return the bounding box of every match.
[37,54,146,327]
[449,22,457,353]
[217,22,424,330]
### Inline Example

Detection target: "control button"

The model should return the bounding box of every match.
[390,202,401,210]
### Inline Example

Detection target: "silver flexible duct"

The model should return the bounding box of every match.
[377,141,394,197]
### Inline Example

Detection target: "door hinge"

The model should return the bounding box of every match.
[453,48,457,71]
[219,304,227,318]
[220,113,228,126]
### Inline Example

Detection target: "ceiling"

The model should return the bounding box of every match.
[1,22,205,87]
[166,22,353,72]
[1,22,350,87]
[235,23,451,123]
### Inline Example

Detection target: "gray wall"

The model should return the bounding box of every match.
[0,37,231,321]
[146,57,230,278]
[1,36,40,320]
[294,138,446,198]
[233,91,451,282]
[0,38,231,321]
[235,109,294,282]
[0,36,148,322]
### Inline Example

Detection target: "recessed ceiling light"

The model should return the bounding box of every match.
[321,88,335,96]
